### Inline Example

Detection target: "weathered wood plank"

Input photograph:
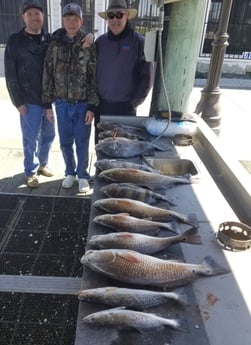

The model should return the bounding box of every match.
[0,148,96,197]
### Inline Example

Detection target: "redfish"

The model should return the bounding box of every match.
[98,168,191,190]
[89,227,201,254]
[100,183,175,205]
[93,213,177,233]
[82,306,187,333]
[80,249,230,288]
[93,198,195,225]
[77,286,187,309]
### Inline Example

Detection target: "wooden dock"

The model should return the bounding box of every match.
[0,147,96,198]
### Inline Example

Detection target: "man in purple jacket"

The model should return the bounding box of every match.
[96,0,154,122]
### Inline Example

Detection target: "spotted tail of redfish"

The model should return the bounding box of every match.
[201,256,230,276]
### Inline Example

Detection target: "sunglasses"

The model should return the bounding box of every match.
[107,12,125,20]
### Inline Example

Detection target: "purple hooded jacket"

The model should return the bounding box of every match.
[96,24,154,108]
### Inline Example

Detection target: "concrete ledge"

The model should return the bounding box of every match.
[193,113,251,225]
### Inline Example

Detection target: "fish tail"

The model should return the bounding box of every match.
[166,288,188,305]
[201,256,230,276]
[165,317,188,332]
[180,227,202,245]
[161,220,178,233]
[159,193,176,206]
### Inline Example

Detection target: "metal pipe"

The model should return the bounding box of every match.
[195,0,233,133]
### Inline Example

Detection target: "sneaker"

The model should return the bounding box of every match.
[78,178,90,193]
[38,165,54,177]
[62,175,76,188]
[27,175,39,188]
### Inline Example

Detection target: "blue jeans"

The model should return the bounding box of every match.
[55,99,91,179]
[20,104,55,177]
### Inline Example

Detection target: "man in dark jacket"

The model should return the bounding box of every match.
[4,0,55,188]
[96,0,154,117]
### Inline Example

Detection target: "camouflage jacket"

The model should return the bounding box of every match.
[42,29,99,114]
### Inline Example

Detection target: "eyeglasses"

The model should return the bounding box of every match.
[107,12,125,20]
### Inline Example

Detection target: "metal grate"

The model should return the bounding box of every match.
[0,292,78,345]
[0,194,90,277]
[201,0,251,59]
[0,194,91,344]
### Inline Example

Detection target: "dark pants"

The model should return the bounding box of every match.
[95,100,136,144]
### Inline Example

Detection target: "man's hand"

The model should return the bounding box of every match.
[85,110,94,125]
[82,33,94,48]
[45,109,55,123]
[17,105,26,115]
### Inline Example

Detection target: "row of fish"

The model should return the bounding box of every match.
[80,129,229,337]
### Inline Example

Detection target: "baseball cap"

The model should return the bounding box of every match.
[22,0,43,14]
[63,3,83,18]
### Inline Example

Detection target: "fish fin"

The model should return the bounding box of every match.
[180,227,202,245]
[161,220,178,234]
[170,317,189,332]
[117,251,139,264]
[167,288,188,305]
[201,256,230,276]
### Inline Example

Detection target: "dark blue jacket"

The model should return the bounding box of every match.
[96,24,154,108]
[4,28,51,108]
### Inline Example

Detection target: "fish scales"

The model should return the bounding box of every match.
[95,138,165,158]
[81,249,230,288]
[83,307,187,333]
[89,227,201,254]
[95,159,158,173]
[82,306,186,333]
[93,198,194,225]
[93,213,177,233]
[100,183,174,205]
[77,286,187,308]
[99,168,191,190]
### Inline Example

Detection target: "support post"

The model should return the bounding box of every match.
[195,0,233,133]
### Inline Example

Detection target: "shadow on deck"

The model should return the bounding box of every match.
[0,148,96,198]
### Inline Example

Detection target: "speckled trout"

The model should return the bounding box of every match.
[80,249,230,288]
[82,306,187,333]
[93,198,194,225]
[77,286,187,308]
[98,168,191,190]
[93,213,177,233]
[89,227,201,254]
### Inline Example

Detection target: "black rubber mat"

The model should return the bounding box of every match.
[0,194,91,277]
[0,292,78,345]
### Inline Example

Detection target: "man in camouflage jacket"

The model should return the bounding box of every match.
[42,3,99,193]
